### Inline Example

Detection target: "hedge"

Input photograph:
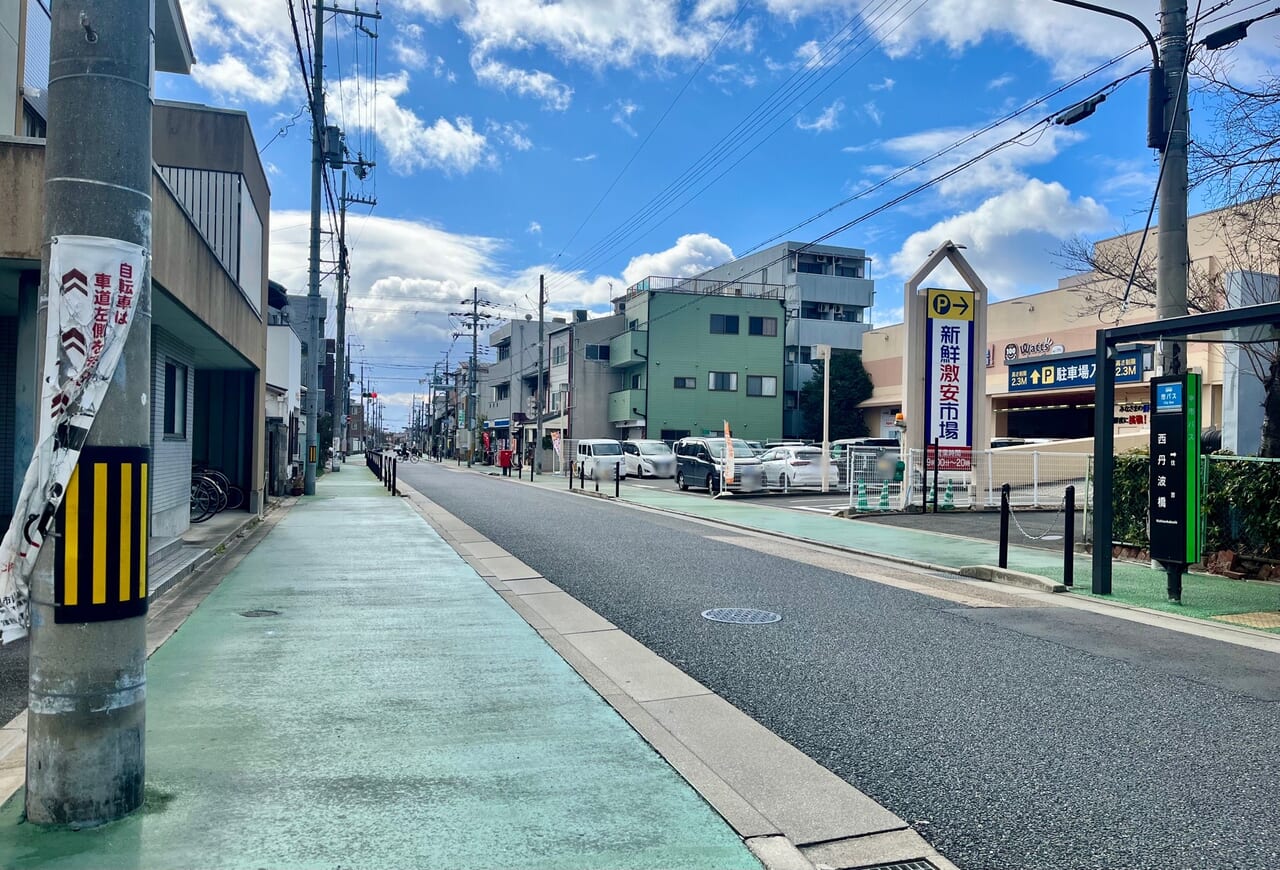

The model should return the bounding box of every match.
[1111,450,1280,558]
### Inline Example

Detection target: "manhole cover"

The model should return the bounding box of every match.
[239,609,279,618]
[701,607,781,625]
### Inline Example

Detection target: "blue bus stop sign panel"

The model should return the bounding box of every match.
[1155,381,1183,413]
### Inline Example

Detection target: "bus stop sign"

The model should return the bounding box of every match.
[1148,372,1202,567]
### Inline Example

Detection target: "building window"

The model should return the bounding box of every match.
[497,343,510,361]
[797,253,829,275]
[708,371,737,392]
[585,344,611,361]
[631,374,642,389]
[749,316,778,336]
[628,319,639,331]
[747,375,777,397]
[799,347,812,365]
[674,377,696,389]
[494,383,510,401]
[164,360,188,438]
[800,301,823,319]
[836,259,864,278]
[552,345,567,365]
[710,314,739,335]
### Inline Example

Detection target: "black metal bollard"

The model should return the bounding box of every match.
[580,461,585,489]
[1063,485,1075,587]
[999,483,1011,569]
[594,465,600,493]
[931,438,940,514]
[392,457,397,495]
[615,461,621,498]
[569,461,574,490]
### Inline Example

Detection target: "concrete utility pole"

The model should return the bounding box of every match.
[335,174,348,461]
[302,0,326,496]
[27,2,152,825]
[1157,0,1190,374]
[469,287,479,466]
[536,274,546,475]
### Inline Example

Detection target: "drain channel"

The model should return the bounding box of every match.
[701,607,781,625]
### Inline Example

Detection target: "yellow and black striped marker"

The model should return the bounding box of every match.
[55,446,149,623]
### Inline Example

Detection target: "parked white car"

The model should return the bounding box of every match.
[575,439,627,480]
[622,440,677,478]
[757,445,826,488]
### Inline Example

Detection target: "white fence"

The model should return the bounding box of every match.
[899,449,1091,511]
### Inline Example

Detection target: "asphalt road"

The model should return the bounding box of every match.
[401,461,1280,870]
[0,638,23,725]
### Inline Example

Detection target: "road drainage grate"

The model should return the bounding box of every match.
[860,861,939,870]
[701,607,781,625]
[239,609,279,618]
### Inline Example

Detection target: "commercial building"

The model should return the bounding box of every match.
[0,3,269,544]
[860,202,1279,455]
[692,241,875,436]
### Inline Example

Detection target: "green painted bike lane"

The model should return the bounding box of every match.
[614,486,1280,630]
[0,472,759,870]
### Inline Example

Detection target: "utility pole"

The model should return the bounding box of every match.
[1157,0,1189,374]
[303,1,381,493]
[536,274,546,475]
[470,287,479,466]
[452,290,492,466]
[334,170,376,461]
[302,0,326,496]
[26,2,151,825]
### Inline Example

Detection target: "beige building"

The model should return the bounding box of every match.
[0,2,270,560]
[860,201,1279,453]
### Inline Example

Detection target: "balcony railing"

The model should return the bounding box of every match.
[622,275,785,301]
[608,389,647,423]
[609,330,647,367]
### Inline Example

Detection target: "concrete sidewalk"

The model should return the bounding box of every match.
[0,471,758,869]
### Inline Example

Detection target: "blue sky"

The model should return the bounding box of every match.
[160,0,1280,427]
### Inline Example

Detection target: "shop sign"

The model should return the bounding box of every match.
[1115,402,1150,426]
[1004,338,1060,361]
[1149,374,1202,565]
[924,288,974,471]
[1007,349,1144,393]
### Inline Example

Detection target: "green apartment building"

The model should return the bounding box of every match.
[609,278,786,443]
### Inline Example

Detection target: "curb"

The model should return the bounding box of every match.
[391,469,959,870]
[959,565,1067,593]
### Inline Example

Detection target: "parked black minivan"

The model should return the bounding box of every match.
[674,437,763,494]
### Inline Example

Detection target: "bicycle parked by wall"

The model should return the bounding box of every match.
[190,466,244,524]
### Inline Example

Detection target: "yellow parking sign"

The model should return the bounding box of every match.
[927,288,974,321]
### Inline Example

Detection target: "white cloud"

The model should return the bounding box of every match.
[863,101,883,126]
[573,153,598,162]
[876,121,1086,198]
[869,76,895,91]
[487,120,534,151]
[611,98,640,136]
[392,24,429,69]
[987,73,1014,89]
[470,53,573,111]
[794,39,834,69]
[333,72,491,174]
[797,98,845,133]
[621,233,735,285]
[527,221,542,234]
[887,179,1110,298]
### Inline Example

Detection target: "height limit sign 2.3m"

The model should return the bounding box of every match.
[924,288,975,472]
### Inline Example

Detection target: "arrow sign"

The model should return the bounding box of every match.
[953,295,970,317]
[61,328,85,357]
[60,269,87,297]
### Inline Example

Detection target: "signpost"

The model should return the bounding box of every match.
[1008,347,1146,392]
[924,288,975,472]
[1148,372,1202,602]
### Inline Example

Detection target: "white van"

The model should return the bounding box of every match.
[575,439,627,480]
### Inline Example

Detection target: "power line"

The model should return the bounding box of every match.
[544,0,917,296]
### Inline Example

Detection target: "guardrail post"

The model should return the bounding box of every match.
[999,483,1011,569]
[1064,484,1075,587]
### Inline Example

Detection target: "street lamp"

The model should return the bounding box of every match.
[1049,0,1188,375]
